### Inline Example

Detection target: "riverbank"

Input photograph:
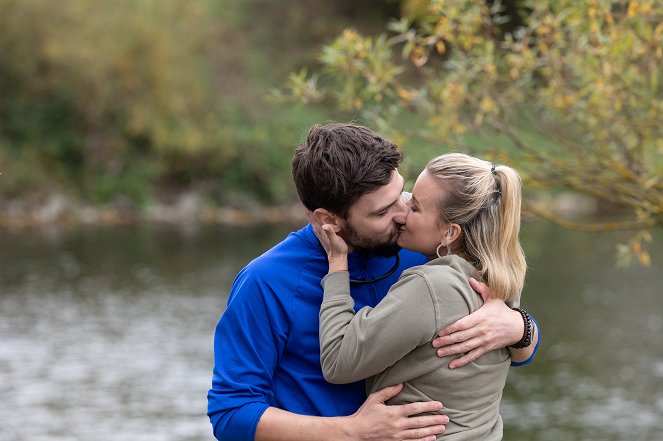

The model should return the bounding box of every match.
[0,193,308,230]
[0,190,602,231]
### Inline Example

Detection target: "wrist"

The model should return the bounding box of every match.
[332,415,357,441]
[328,256,348,273]
[509,307,533,349]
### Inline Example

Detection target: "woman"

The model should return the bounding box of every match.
[318,153,530,440]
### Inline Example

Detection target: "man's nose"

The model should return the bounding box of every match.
[393,197,410,224]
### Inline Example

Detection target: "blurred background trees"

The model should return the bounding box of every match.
[283,0,662,265]
[0,0,660,262]
[0,0,394,208]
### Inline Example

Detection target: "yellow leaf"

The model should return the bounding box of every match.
[434,17,449,36]
[397,87,415,102]
[342,29,358,42]
[627,1,638,17]
[452,121,467,134]
[480,96,495,112]
[410,47,428,67]
[638,250,651,266]
[435,41,446,54]
[655,22,663,38]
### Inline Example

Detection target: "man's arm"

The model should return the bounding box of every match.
[431,278,540,369]
[509,313,539,365]
[207,270,284,440]
[255,384,448,441]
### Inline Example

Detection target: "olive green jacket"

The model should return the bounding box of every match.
[320,255,511,440]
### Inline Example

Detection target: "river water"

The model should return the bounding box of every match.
[1,221,662,441]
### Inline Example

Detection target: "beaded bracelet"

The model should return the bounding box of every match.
[509,307,533,349]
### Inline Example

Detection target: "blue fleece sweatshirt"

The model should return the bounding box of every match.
[207,224,427,440]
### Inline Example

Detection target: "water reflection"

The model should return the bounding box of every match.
[0,223,295,441]
[1,222,661,441]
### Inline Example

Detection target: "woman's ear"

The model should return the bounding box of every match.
[446,223,462,245]
[311,208,342,232]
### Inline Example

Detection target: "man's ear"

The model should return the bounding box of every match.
[311,208,342,232]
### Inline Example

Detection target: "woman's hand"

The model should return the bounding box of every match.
[318,224,349,272]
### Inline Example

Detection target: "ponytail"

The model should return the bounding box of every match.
[426,153,526,302]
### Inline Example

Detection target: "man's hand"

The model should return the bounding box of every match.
[346,383,448,441]
[432,278,523,369]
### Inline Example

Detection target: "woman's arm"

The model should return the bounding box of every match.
[319,271,438,383]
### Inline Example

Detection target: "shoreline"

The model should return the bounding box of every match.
[0,191,600,231]
[0,195,308,230]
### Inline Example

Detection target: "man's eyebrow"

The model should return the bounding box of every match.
[371,183,405,214]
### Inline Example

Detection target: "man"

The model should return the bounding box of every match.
[208,123,539,440]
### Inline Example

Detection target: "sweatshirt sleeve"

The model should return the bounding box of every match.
[207,268,290,441]
[319,271,438,384]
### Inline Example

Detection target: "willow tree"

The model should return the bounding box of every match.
[283,0,662,265]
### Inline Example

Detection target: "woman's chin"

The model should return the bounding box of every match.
[397,238,427,256]
[397,238,413,252]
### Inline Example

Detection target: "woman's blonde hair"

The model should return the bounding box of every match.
[426,153,526,302]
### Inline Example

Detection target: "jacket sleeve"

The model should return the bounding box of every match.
[207,267,290,440]
[319,271,438,384]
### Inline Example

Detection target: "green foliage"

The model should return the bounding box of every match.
[0,0,348,206]
[0,0,217,200]
[284,0,663,265]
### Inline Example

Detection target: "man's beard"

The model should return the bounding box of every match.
[344,222,402,257]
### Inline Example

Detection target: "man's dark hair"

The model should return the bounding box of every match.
[292,123,404,218]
